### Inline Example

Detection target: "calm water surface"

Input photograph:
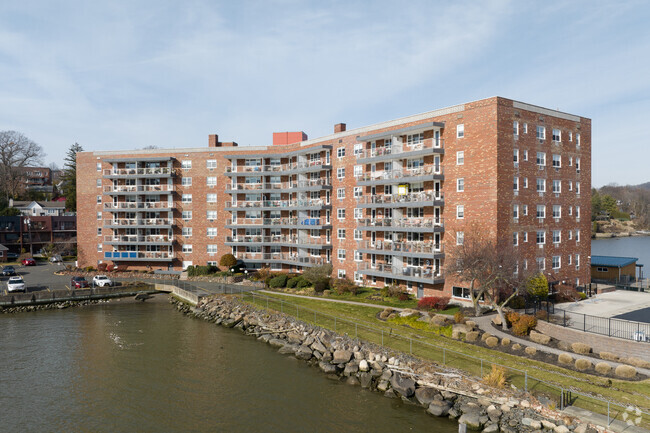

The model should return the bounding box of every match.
[0,299,457,433]
[592,236,650,274]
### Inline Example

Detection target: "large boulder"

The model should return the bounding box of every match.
[294,345,313,360]
[485,337,499,347]
[458,412,483,430]
[318,361,338,374]
[427,399,452,417]
[278,343,298,354]
[466,331,480,342]
[332,349,352,364]
[390,373,416,398]
[414,387,438,407]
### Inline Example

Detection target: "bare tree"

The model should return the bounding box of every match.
[0,131,44,199]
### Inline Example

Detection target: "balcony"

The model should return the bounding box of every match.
[225,199,328,210]
[103,167,174,177]
[104,235,174,245]
[225,178,331,193]
[225,235,329,247]
[357,217,443,232]
[356,140,444,163]
[356,191,443,208]
[104,251,174,261]
[103,218,174,228]
[356,240,443,257]
[235,252,325,267]
[357,262,444,285]
[225,160,331,176]
[225,217,328,228]
[103,202,173,211]
[103,185,175,194]
[356,166,443,185]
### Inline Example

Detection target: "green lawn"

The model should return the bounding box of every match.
[242,291,650,428]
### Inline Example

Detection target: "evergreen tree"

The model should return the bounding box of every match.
[61,143,84,212]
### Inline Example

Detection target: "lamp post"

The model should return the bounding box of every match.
[24,217,33,257]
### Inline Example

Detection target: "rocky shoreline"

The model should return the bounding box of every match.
[174,295,611,433]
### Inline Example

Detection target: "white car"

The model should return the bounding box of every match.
[7,276,25,293]
[93,275,113,287]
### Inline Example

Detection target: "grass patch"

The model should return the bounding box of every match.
[245,291,650,427]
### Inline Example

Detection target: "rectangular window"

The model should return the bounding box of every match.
[97,212,102,220]
[97,195,102,204]
[523,123,528,134]
[338,269,346,278]
[552,154,561,168]
[207,245,218,254]
[182,194,192,203]
[96,179,101,187]
[457,178,464,192]
[536,205,545,219]
[576,206,581,219]
[182,211,192,220]
[552,256,561,269]
[337,229,346,239]
[513,232,519,246]
[552,128,561,142]
[456,232,464,245]
[523,150,528,161]
[576,133,581,147]
[97,244,102,252]
[181,160,192,169]
[456,151,464,165]
[354,208,363,219]
[523,232,528,242]
[182,245,193,253]
[407,133,424,146]
[182,227,192,237]
[537,257,545,271]
[207,193,217,203]
[97,227,102,236]
[207,160,217,169]
[552,180,561,193]
[576,229,580,242]
[457,205,464,219]
[553,230,561,244]
[354,143,363,156]
[576,157,581,172]
[513,149,519,163]
[354,251,363,262]
[207,227,217,236]
[354,229,362,240]
[513,204,519,219]
[536,230,545,245]
[337,167,345,179]
[553,205,561,219]
[536,125,546,140]
[575,254,580,267]
[353,165,363,177]
[353,187,362,198]
[96,162,102,171]
[523,177,528,189]
[337,188,345,199]
[457,124,464,138]
[337,147,345,158]
[337,209,345,219]
[207,177,217,186]
[207,210,217,220]
[536,152,546,166]
[337,249,346,260]
[182,177,192,186]
[576,182,581,194]
[536,178,546,192]
[513,176,519,191]
[513,121,519,136]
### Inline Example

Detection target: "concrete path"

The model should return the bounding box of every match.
[562,406,648,433]
[472,316,650,376]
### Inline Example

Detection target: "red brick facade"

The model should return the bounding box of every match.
[76,97,591,300]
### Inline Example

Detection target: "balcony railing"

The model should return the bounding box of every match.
[356,191,442,205]
[103,202,172,210]
[104,251,174,260]
[103,167,173,176]
[104,235,173,243]
[226,160,328,174]
[356,217,443,229]
[104,185,175,193]
[356,166,443,182]
[357,262,443,280]
[235,252,325,265]
[226,199,326,209]
[356,139,444,160]
[103,218,174,227]
[225,178,331,192]
[226,235,328,245]
[226,217,324,226]
[356,240,442,254]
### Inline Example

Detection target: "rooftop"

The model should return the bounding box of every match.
[591,255,639,268]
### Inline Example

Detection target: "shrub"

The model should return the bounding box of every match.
[575,358,592,371]
[296,278,311,289]
[332,278,358,295]
[313,278,330,293]
[511,343,522,351]
[380,287,389,297]
[558,353,573,365]
[187,265,220,277]
[454,311,465,324]
[485,336,499,347]
[505,311,521,327]
[512,315,537,336]
[508,296,526,310]
[97,263,108,272]
[219,253,237,268]
[269,274,289,289]
[85,266,96,272]
[578,292,587,300]
[501,337,511,346]
[417,296,450,311]
[534,310,548,321]
[595,362,612,375]
[524,346,537,356]
[615,365,637,379]
[571,342,592,355]
[286,277,300,289]
[527,273,549,298]
[398,293,409,301]
[387,284,404,298]
[483,365,507,389]
[556,284,580,302]
[303,264,332,285]
[529,330,551,345]
[600,351,619,362]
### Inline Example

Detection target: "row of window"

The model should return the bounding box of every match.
[181,194,218,203]
[513,121,581,146]
[182,211,218,220]
[514,177,581,194]
[513,229,581,245]
[181,244,218,253]
[514,150,581,170]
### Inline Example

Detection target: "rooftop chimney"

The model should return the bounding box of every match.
[334,123,346,133]
[208,134,219,147]
[272,131,308,146]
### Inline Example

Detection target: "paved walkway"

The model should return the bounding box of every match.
[472,316,650,376]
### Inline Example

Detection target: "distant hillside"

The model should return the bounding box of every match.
[637,182,650,190]
[597,183,650,229]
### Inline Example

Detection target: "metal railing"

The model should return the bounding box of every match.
[226,199,327,208]
[356,139,444,159]
[103,202,172,210]
[356,191,442,205]
[225,179,331,192]
[103,185,175,193]
[356,217,443,229]
[226,235,329,245]
[234,253,325,265]
[225,160,329,173]
[356,262,442,280]
[356,240,442,254]
[103,218,174,227]
[551,308,650,343]
[104,235,173,243]
[226,217,326,226]
[103,167,174,176]
[356,166,443,182]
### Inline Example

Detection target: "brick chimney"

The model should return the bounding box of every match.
[208,134,219,147]
[272,132,308,146]
[334,123,346,133]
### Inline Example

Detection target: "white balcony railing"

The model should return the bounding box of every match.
[225,178,331,192]
[357,262,443,280]
[104,185,175,193]
[104,235,173,243]
[356,217,443,229]
[356,139,444,160]
[226,199,325,208]
[103,218,174,227]
[226,160,328,174]
[103,202,172,210]
[103,167,173,176]
[226,235,328,245]
[356,166,443,182]
[226,217,324,226]
[235,252,325,265]
[356,191,442,205]
[356,240,442,254]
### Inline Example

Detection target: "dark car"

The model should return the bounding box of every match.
[6,252,19,260]
[70,276,89,288]
[22,258,36,266]
[1,266,16,276]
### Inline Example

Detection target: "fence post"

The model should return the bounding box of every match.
[608,402,610,425]
[481,359,483,377]
[443,348,446,365]
[525,371,528,392]
[608,317,611,337]
[560,387,564,410]
[583,314,586,332]
[266,298,269,309]
[563,310,566,327]
[334,317,337,332]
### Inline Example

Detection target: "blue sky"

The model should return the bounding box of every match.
[0,0,648,187]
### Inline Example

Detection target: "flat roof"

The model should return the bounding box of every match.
[591,255,639,268]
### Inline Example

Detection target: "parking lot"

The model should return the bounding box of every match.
[1,261,105,295]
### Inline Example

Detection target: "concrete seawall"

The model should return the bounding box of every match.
[154,283,201,305]
[0,286,158,308]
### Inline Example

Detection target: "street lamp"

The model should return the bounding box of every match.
[24,217,33,256]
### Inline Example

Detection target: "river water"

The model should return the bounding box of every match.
[592,236,650,278]
[0,298,457,433]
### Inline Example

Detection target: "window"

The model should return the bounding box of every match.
[207,193,217,203]
[338,269,346,278]
[207,227,217,237]
[553,230,561,244]
[513,204,519,219]
[182,160,192,169]
[553,205,561,218]
[337,167,345,179]
[576,133,581,147]
[576,182,581,194]
[96,179,101,187]
[182,211,192,220]
[456,151,464,165]
[513,176,519,191]
[536,178,546,192]
[353,187,362,198]
[207,245,218,254]
[337,249,346,260]
[568,255,572,266]
[337,188,345,199]
[536,152,546,166]
[536,125,546,140]
[576,206,581,219]
[536,205,546,219]
[513,121,519,136]
[523,123,528,134]
[537,257,545,271]
[523,232,528,242]
[552,154,561,168]
[568,230,573,240]
[569,132,573,142]
[182,244,193,253]
[182,194,192,203]
[523,150,528,161]
[337,208,345,219]
[96,162,102,171]
[182,177,192,186]
[456,232,464,246]
[207,177,217,186]
[207,210,217,220]
[552,128,561,142]
[407,133,424,146]
[354,229,362,240]
[457,124,464,138]
[513,149,519,163]
[552,256,561,269]
[536,230,545,244]
[575,229,580,242]
[523,177,528,189]
[354,251,363,262]
[353,165,362,177]
[337,147,346,158]
[457,178,465,192]
[597,267,608,273]
[552,180,561,194]
[97,212,102,220]
[182,227,192,237]
[354,143,363,156]
[97,195,102,204]
[575,254,580,268]
[513,232,519,246]
[207,159,217,169]
[97,244,102,253]
[97,227,102,236]
[354,208,363,219]
[457,205,464,219]
[337,229,346,239]
[576,158,581,172]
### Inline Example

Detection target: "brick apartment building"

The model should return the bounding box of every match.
[76,97,591,300]
[0,215,76,255]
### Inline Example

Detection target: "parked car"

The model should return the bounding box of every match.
[49,255,62,263]
[70,276,89,288]
[2,266,16,276]
[7,276,25,293]
[22,258,36,266]
[6,252,19,260]
[92,275,113,287]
